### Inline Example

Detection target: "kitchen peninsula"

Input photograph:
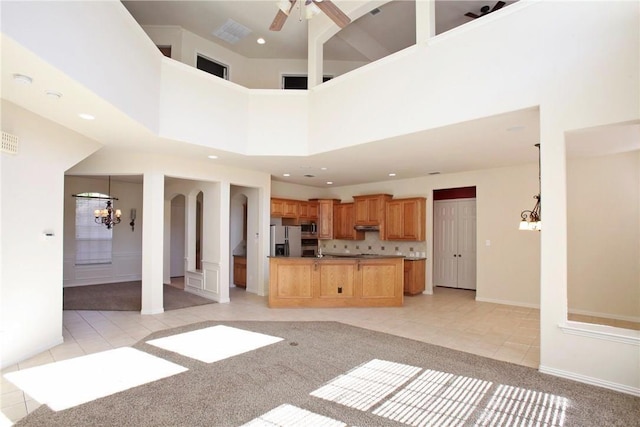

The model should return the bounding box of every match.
[269,254,404,308]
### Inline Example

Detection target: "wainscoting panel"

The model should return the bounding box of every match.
[63,252,142,287]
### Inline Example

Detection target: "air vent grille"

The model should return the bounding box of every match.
[1,131,18,154]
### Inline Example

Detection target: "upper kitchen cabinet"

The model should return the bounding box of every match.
[314,199,341,239]
[298,200,318,222]
[334,203,365,240]
[385,197,426,241]
[270,198,298,218]
[353,194,392,226]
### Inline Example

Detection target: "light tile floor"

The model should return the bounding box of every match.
[1,286,636,424]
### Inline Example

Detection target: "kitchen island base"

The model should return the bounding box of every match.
[269,257,404,308]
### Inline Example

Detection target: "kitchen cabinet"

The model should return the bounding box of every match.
[353,194,392,225]
[298,201,318,221]
[385,197,426,241]
[270,198,298,218]
[333,203,364,240]
[404,258,425,295]
[233,256,246,288]
[269,256,403,308]
[314,199,340,239]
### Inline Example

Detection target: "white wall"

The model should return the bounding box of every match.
[1,101,102,367]
[63,176,144,287]
[567,151,640,321]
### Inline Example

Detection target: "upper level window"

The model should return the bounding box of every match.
[75,193,113,265]
[197,54,228,79]
[282,75,333,90]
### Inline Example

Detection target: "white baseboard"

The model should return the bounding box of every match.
[475,296,540,309]
[539,365,640,397]
[568,308,640,324]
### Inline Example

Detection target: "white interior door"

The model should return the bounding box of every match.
[456,199,477,290]
[433,199,477,290]
[433,200,458,287]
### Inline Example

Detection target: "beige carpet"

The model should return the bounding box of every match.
[62,281,215,311]
[12,321,640,426]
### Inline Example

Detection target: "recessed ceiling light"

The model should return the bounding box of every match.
[283,173,290,177]
[207,155,218,159]
[13,73,33,85]
[320,167,327,171]
[78,113,95,120]
[326,181,333,185]
[388,173,396,177]
[257,37,266,45]
[45,90,62,100]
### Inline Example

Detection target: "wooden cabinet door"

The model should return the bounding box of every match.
[270,198,285,217]
[354,195,391,225]
[334,203,363,240]
[233,256,247,287]
[307,201,318,220]
[404,259,425,295]
[358,260,402,299]
[317,261,356,298]
[298,201,309,219]
[317,200,335,239]
[384,198,426,241]
[385,200,403,240]
[283,200,298,218]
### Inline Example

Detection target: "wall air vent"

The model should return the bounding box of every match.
[1,131,18,154]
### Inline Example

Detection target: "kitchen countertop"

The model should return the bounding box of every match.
[269,254,426,260]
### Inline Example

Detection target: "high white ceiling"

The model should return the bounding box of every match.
[121,0,517,62]
[2,1,637,188]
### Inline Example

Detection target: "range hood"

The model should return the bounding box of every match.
[354,225,380,232]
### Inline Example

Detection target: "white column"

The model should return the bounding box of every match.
[162,198,171,285]
[141,172,164,315]
[416,0,435,44]
[185,191,198,272]
[307,22,323,89]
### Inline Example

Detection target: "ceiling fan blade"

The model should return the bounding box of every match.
[269,10,289,31]
[269,0,297,31]
[464,12,480,19]
[491,1,506,12]
[313,0,351,28]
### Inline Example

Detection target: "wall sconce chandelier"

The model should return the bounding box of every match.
[519,143,542,231]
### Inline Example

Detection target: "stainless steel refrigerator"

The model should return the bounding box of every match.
[270,225,302,257]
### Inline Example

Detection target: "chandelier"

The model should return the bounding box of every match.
[93,176,121,229]
[519,144,541,231]
[95,199,121,229]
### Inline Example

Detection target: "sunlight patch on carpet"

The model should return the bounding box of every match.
[146,325,283,363]
[241,404,346,427]
[373,369,492,426]
[476,384,568,426]
[3,347,187,411]
[310,359,421,411]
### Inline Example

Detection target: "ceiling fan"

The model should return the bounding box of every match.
[269,0,351,31]
[464,1,506,19]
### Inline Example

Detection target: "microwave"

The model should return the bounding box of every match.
[300,223,317,234]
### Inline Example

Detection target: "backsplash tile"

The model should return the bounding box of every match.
[319,233,427,257]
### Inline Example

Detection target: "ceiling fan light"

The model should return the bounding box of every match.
[306,3,321,19]
[277,0,291,14]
